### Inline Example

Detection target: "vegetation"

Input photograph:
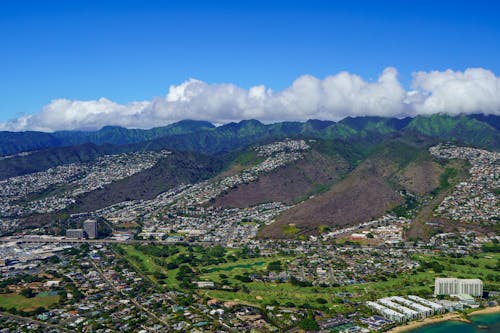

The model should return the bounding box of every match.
[0,120,214,157]
[117,243,500,313]
[0,293,60,312]
[298,312,320,330]
[282,224,300,236]
[2,114,498,180]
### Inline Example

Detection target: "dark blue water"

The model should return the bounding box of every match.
[407,313,500,333]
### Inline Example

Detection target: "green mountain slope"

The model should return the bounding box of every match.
[0,131,62,157]
[406,114,499,148]
[0,114,498,180]
[0,120,214,156]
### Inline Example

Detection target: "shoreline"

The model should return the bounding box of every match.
[385,306,500,333]
[467,305,500,316]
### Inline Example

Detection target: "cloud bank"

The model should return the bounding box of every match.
[1,67,499,132]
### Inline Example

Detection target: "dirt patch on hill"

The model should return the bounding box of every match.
[259,158,404,238]
[212,151,349,207]
[405,159,471,240]
[396,160,442,194]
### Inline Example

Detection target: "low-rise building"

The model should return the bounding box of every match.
[389,296,433,318]
[66,229,85,239]
[366,301,405,323]
[379,298,419,321]
[407,295,445,314]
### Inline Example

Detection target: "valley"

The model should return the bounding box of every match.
[0,115,499,332]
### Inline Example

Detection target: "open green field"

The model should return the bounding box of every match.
[117,244,172,287]
[117,244,210,289]
[200,256,286,279]
[204,260,266,273]
[118,244,500,312]
[201,252,499,312]
[414,252,500,291]
[0,293,60,311]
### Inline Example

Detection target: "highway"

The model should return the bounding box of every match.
[0,236,218,247]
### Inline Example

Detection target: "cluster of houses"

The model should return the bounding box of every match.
[0,150,171,218]
[95,140,310,245]
[139,202,289,244]
[255,139,310,156]
[430,144,499,224]
[284,245,418,286]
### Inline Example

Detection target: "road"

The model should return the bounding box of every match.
[88,256,172,331]
[0,236,218,247]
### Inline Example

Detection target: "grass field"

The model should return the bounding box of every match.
[118,244,500,312]
[118,244,171,287]
[204,260,266,273]
[201,252,499,312]
[414,252,500,291]
[0,293,60,311]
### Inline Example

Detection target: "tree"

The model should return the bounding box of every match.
[316,297,327,304]
[298,312,319,331]
[267,260,282,272]
[33,306,46,315]
[20,288,35,298]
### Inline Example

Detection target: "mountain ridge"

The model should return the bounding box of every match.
[1,114,499,158]
[0,119,215,156]
[0,114,498,180]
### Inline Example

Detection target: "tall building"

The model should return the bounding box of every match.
[84,219,98,239]
[434,278,483,297]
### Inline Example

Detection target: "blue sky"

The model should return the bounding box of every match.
[1,0,499,130]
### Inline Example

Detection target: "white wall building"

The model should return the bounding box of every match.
[407,295,445,314]
[366,301,406,323]
[389,296,433,318]
[379,298,419,321]
[434,278,483,297]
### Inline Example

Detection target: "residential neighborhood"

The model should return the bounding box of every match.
[0,142,498,332]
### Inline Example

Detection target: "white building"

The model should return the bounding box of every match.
[434,278,483,297]
[389,296,433,318]
[366,301,406,323]
[407,295,445,314]
[194,281,215,288]
[379,298,419,321]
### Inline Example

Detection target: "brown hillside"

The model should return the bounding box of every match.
[406,159,471,240]
[259,157,404,238]
[395,160,442,194]
[212,151,349,208]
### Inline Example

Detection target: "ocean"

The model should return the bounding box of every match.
[407,312,500,333]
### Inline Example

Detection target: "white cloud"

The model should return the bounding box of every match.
[409,68,500,116]
[1,67,499,132]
